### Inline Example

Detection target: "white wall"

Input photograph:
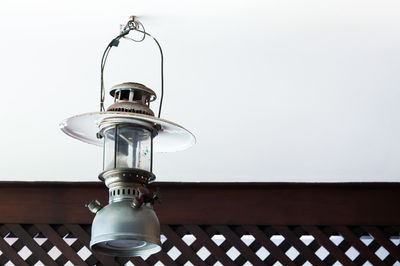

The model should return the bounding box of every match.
[0,0,399,182]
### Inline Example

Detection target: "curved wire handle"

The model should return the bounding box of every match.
[100,17,164,118]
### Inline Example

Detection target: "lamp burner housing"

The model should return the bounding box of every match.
[107,82,156,116]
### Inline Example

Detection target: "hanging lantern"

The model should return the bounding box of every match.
[59,17,195,257]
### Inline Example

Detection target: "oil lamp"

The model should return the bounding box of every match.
[59,17,195,257]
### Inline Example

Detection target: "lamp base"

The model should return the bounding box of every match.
[90,201,161,257]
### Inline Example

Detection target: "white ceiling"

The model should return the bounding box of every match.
[0,0,399,182]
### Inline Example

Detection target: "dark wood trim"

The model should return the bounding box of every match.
[0,182,399,225]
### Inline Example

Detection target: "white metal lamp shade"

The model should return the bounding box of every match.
[59,112,195,152]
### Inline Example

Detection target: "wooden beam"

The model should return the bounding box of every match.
[0,182,398,225]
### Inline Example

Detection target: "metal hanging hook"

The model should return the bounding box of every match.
[121,18,146,42]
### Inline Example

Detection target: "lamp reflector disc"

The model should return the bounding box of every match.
[60,112,195,152]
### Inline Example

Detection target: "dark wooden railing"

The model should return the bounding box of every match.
[0,182,398,265]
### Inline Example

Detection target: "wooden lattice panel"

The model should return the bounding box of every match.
[0,224,398,266]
